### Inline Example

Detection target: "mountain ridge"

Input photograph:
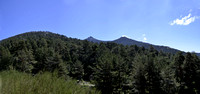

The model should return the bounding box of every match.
[86,36,200,56]
[0,32,199,56]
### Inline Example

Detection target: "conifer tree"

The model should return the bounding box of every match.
[145,56,163,94]
[0,46,12,70]
[93,53,114,94]
[13,49,36,73]
[134,64,147,94]
[174,52,185,88]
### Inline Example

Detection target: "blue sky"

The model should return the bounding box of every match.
[0,0,200,52]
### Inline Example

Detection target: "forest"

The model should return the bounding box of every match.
[0,31,200,94]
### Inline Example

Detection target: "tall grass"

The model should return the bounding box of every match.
[0,70,99,94]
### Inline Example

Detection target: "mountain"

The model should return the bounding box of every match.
[113,36,150,47]
[1,31,200,94]
[0,31,199,56]
[85,36,102,43]
[86,36,200,56]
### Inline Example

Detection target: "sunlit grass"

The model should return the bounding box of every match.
[0,70,99,94]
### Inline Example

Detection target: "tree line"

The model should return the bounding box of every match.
[0,31,200,94]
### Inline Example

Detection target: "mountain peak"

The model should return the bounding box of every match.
[85,36,101,43]
[87,36,95,40]
[118,36,132,41]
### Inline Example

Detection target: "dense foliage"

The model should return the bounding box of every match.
[0,31,200,94]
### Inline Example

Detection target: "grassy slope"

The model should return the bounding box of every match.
[0,70,99,94]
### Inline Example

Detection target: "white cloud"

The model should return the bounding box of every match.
[142,34,147,42]
[143,37,147,42]
[170,13,199,25]
[121,35,130,38]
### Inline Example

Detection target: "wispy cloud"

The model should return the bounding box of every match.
[142,34,147,42]
[170,13,199,25]
[189,9,193,12]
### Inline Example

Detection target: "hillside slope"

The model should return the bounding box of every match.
[1,31,200,94]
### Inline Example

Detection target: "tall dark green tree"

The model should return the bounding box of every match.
[69,60,84,80]
[174,52,187,94]
[33,47,62,73]
[145,56,164,94]
[161,65,176,94]
[133,64,147,94]
[174,52,185,87]
[13,49,36,73]
[181,53,198,94]
[93,53,114,94]
[0,46,12,70]
[112,55,130,94]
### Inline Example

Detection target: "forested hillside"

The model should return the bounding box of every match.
[0,31,200,94]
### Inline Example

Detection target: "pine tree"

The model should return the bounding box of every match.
[93,53,114,94]
[13,49,36,73]
[174,52,185,89]
[112,55,130,93]
[145,56,163,94]
[134,64,147,94]
[181,53,198,94]
[0,46,12,70]
[70,60,84,80]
